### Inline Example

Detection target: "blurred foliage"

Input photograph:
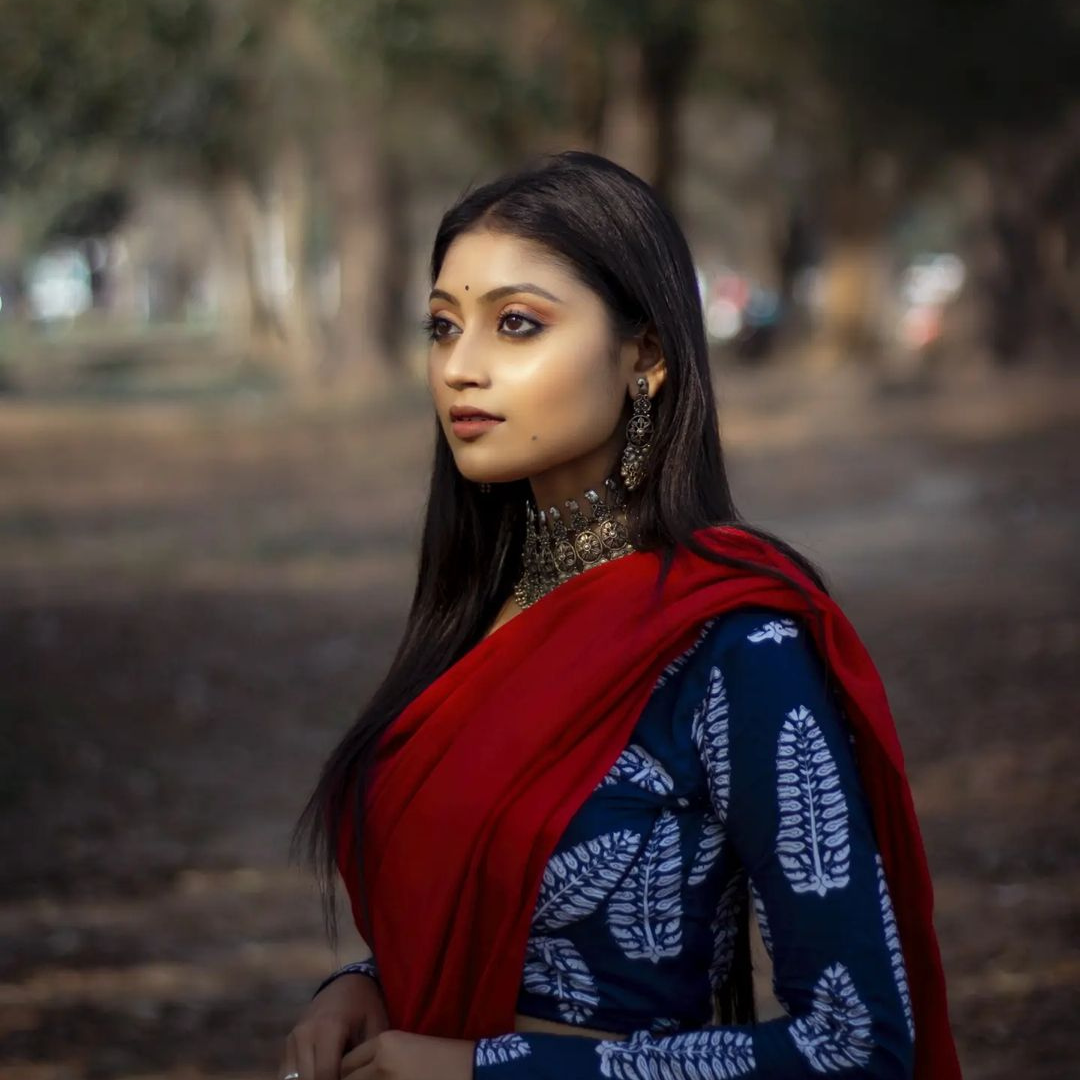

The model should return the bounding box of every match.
[811,0,1079,142]
[0,0,1075,376]
[3,0,1076,191]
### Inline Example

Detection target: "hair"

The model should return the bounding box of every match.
[291,149,832,1030]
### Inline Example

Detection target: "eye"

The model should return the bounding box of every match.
[420,310,545,343]
[420,313,457,342]
[499,310,544,337]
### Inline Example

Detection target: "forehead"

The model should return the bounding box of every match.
[436,228,577,289]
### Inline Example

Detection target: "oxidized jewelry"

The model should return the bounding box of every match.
[512,475,639,608]
[619,376,653,491]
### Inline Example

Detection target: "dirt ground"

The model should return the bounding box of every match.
[0,359,1077,1079]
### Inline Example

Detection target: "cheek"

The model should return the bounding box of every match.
[426,352,442,395]
[508,371,620,453]
[510,334,617,416]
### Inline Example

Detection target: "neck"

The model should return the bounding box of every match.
[512,471,638,609]
[526,434,623,518]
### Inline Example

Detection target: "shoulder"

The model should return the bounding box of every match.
[681,604,834,714]
[690,604,817,667]
[654,605,816,686]
[651,604,835,725]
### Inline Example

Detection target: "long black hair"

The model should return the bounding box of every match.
[291,149,831,1029]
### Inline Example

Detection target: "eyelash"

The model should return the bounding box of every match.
[420,311,544,342]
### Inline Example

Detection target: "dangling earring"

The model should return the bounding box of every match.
[479,482,492,493]
[619,376,653,491]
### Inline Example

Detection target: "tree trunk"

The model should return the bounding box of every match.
[981,128,1080,366]
[639,2,700,209]
[376,146,411,377]
[810,154,898,369]
[600,39,654,185]
[272,137,322,385]
[211,171,281,363]
[321,115,396,399]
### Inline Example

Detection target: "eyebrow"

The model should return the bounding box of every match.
[428,283,564,306]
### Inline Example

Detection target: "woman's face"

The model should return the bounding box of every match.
[427,227,663,507]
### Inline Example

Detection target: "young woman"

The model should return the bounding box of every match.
[281,151,962,1080]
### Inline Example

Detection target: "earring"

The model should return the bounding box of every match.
[619,376,653,491]
[479,482,492,493]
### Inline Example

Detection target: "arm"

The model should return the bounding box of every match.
[311,954,381,1000]
[472,610,914,1079]
[285,951,389,1080]
[715,610,914,1076]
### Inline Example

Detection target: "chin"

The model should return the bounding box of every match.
[460,464,527,486]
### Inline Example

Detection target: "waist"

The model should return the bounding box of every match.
[514,1011,628,1041]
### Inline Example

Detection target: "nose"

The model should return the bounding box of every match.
[439,327,491,389]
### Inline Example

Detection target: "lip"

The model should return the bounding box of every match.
[450,405,504,421]
[450,417,504,439]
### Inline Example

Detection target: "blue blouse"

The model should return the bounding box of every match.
[313,605,916,1079]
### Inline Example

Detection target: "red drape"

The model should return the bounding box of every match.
[336,525,962,1078]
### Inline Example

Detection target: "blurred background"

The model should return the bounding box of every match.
[0,1,1077,1077]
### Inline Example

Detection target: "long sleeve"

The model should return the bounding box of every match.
[473,609,915,1079]
[310,955,380,1000]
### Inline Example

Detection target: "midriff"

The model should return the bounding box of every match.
[513,1011,628,1041]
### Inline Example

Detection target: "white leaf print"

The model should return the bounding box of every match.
[596,1026,755,1080]
[875,852,915,1042]
[533,828,643,933]
[708,869,745,993]
[688,813,724,886]
[475,1033,532,1066]
[598,743,675,795]
[650,1017,683,1036]
[775,705,851,897]
[608,808,684,961]
[747,618,799,644]
[522,934,599,1023]
[788,962,874,1072]
[691,665,732,825]
[654,618,718,688]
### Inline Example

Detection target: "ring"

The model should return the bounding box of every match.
[283,1073,301,1080]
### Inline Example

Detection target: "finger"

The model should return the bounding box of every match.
[279,1031,300,1080]
[339,1034,378,1073]
[314,1021,350,1080]
[343,1054,381,1080]
[368,1002,390,1039]
[295,1030,317,1080]
[340,1064,374,1080]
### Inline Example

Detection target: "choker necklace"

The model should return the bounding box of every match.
[512,475,640,609]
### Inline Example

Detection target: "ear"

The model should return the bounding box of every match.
[621,325,667,396]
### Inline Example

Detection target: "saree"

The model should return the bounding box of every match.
[335,524,962,1079]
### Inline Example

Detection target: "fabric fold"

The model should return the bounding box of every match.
[335,524,962,1079]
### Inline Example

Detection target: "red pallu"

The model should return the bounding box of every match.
[335,524,962,1078]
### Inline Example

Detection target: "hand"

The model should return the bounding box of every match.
[278,973,390,1080]
[339,1030,476,1080]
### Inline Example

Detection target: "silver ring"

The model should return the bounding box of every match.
[283,1073,301,1080]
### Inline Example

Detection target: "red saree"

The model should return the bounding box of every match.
[335,524,962,1078]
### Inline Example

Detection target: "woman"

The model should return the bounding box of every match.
[281,151,962,1080]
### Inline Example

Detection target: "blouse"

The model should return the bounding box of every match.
[313,605,916,1079]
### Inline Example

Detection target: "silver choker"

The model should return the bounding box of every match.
[512,475,639,609]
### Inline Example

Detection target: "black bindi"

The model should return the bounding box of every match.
[464,284,469,291]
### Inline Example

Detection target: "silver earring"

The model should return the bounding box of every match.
[619,377,653,491]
